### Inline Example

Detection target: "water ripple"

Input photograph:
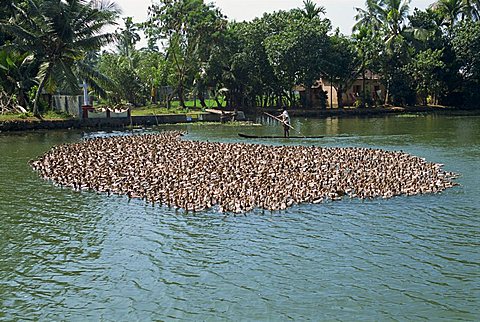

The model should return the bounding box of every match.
[1,118,480,320]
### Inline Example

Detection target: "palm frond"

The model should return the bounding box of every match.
[36,61,51,82]
[85,77,109,98]
[74,33,114,50]
[57,59,81,92]
[0,23,40,45]
[90,0,122,15]
[77,59,115,88]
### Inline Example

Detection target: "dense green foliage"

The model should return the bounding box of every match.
[0,0,119,116]
[1,0,480,115]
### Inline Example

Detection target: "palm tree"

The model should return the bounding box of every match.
[431,0,467,29]
[353,0,411,105]
[470,0,480,20]
[381,0,411,41]
[77,51,117,103]
[353,0,383,32]
[116,17,141,63]
[431,0,480,27]
[354,0,411,44]
[301,0,326,19]
[1,0,119,117]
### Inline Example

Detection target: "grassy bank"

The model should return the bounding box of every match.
[129,98,226,116]
[130,106,204,116]
[0,96,227,121]
[0,111,73,122]
[1,104,474,125]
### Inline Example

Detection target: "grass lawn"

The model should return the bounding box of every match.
[169,98,225,109]
[0,111,73,122]
[130,98,226,116]
[0,98,228,121]
[131,106,203,116]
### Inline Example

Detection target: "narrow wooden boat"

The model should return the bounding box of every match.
[205,108,235,115]
[238,133,324,139]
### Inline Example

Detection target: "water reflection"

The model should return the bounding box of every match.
[325,116,339,136]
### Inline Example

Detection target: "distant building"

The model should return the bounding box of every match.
[297,71,386,108]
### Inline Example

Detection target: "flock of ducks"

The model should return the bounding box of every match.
[31,131,458,213]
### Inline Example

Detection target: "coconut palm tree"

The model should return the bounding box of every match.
[1,0,119,117]
[431,0,480,27]
[300,0,326,19]
[116,17,141,64]
[354,0,411,45]
[431,0,467,29]
[353,0,383,32]
[353,0,411,105]
[381,0,411,41]
[470,0,480,20]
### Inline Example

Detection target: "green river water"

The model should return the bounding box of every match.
[0,113,479,321]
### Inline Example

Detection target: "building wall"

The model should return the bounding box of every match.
[322,79,386,108]
[52,95,83,117]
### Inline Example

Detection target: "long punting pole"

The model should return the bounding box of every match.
[264,112,295,130]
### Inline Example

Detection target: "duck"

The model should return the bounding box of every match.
[30,130,459,214]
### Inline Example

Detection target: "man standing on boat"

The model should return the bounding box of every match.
[277,108,291,138]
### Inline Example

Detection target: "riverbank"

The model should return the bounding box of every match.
[1,106,478,132]
[0,113,221,132]
[261,105,479,117]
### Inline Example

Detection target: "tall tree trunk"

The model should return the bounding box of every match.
[178,85,186,108]
[330,76,333,108]
[226,93,232,108]
[198,90,207,108]
[17,88,28,110]
[166,88,177,109]
[304,87,312,109]
[166,94,172,109]
[362,69,366,108]
[384,79,390,106]
[214,95,223,108]
[151,86,157,104]
[286,91,293,108]
[337,86,344,108]
[33,69,50,118]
